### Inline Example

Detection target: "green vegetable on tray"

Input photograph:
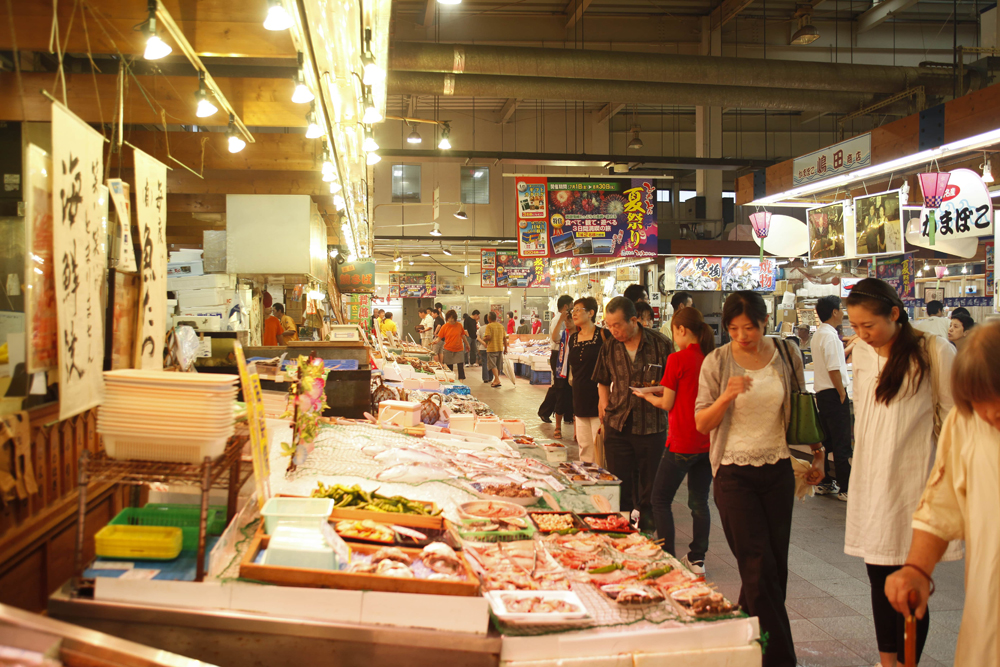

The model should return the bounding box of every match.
[588,563,622,574]
[640,565,673,580]
[311,482,441,516]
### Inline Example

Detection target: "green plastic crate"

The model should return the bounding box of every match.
[110,504,227,552]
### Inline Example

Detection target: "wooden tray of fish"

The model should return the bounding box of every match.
[240,525,481,597]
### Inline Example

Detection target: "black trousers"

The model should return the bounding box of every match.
[714,459,797,667]
[866,563,929,663]
[603,416,663,529]
[816,388,853,493]
[538,351,573,419]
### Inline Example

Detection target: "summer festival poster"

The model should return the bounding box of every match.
[481,249,551,288]
[513,178,658,259]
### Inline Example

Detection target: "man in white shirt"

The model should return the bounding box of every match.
[660,291,692,340]
[912,300,950,338]
[418,308,435,348]
[812,295,852,501]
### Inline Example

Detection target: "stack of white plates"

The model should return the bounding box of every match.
[98,370,240,463]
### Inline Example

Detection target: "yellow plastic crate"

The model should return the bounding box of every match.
[95,525,184,560]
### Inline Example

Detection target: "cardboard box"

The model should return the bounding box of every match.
[167,260,204,278]
[176,287,236,309]
[179,305,232,320]
[779,308,797,325]
[167,273,236,291]
[173,314,223,331]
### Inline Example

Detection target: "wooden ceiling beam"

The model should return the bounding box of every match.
[0,72,308,128]
[166,194,227,213]
[111,131,321,172]
[2,0,294,59]
[114,168,329,196]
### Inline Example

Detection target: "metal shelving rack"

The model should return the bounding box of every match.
[74,424,251,583]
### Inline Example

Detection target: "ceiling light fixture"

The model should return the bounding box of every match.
[627,125,643,150]
[362,88,383,124]
[421,251,430,257]
[438,0,462,4]
[329,248,339,258]
[226,114,246,153]
[454,204,468,220]
[305,103,323,139]
[361,28,385,86]
[334,194,346,210]
[791,13,820,45]
[464,263,469,276]
[291,52,315,104]
[441,245,453,256]
[430,222,443,236]
[409,256,415,265]
[363,130,379,153]
[406,124,422,144]
[438,122,452,150]
[329,181,341,194]
[263,0,293,31]
[143,0,172,60]
[366,151,382,165]
[982,155,994,183]
[194,72,217,118]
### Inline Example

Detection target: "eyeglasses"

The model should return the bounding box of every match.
[571,307,587,314]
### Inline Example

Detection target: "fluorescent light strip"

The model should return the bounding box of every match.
[753,126,1000,205]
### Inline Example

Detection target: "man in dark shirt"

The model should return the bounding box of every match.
[592,296,674,531]
[464,311,480,365]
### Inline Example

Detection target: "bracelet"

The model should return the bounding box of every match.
[902,563,936,596]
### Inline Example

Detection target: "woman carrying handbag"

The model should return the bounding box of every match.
[695,291,825,667]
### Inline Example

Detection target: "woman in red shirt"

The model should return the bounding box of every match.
[635,307,715,574]
[437,309,470,380]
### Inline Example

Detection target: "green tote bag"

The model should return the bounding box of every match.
[775,339,826,446]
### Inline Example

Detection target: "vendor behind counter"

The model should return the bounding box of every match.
[263,303,300,346]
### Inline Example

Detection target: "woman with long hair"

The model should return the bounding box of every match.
[436,309,470,381]
[695,292,824,667]
[567,297,604,462]
[844,278,961,667]
[636,307,715,574]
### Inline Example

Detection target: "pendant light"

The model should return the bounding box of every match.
[362,88,383,125]
[291,52,314,104]
[430,222,443,236]
[321,143,334,181]
[453,204,468,220]
[194,72,217,118]
[361,28,385,85]
[305,103,323,139]
[438,122,452,150]
[366,151,382,165]
[329,180,342,194]
[627,125,643,150]
[363,130,379,153]
[982,154,994,183]
[226,114,245,153]
[406,124,422,144]
[143,1,172,60]
[263,0,293,31]
[441,245,453,256]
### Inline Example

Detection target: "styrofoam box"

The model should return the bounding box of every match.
[176,288,236,309]
[402,377,422,390]
[378,400,421,427]
[179,305,231,320]
[531,358,551,371]
[475,418,504,438]
[502,419,525,436]
[449,414,476,433]
[173,314,222,331]
[167,260,203,278]
[419,378,441,391]
[167,273,236,291]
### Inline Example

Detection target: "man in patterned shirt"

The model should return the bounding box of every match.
[592,296,674,531]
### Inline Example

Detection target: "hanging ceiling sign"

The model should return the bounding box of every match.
[388,271,436,298]
[481,249,550,288]
[852,190,905,257]
[806,202,848,261]
[793,134,871,187]
[676,257,776,292]
[912,168,994,242]
[516,177,549,258]
[336,260,376,293]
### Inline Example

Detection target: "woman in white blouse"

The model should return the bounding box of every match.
[844,278,961,667]
[696,291,824,667]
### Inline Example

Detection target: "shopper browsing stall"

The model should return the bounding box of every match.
[661,291,693,341]
[885,322,1000,666]
[380,312,398,338]
[844,278,961,667]
[947,313,975,352]
[538,296,575,425]
[623,284,648,303]
[437,310,470,381]
[465,311,480,366]
[418,308,435,348]
[482,311,508,388]
[811,295,852,500]
[550,316,578,439]
[516,319,531,334]
[506,312,517,335]
[695,291,824,667]
[912,300,950,338]
[635,307,715,574]
[568,297,605,463]
[592,296,674,532]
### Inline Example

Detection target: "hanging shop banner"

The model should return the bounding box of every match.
[793,134,871,187]
[875,254,917,300]
[806,202,848,261]
[480,249,551,288]
[234,341,271,510]
[389,271,436,298]
[985,240,995,299]
[721,257,777,292]
[531,179,657,258]
[344,294,372,324]
[853,190,905,257]
[915,168,994,242]
[107,178,137,273]
[515,177,549,257]
[336,259,375,293]
[133,148,169,370]
[24,145,57,375]
[676,257,723,291]
[52,102,106,420]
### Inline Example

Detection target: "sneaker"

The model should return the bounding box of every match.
[681,555,706,575]
[814,481,840,496]
[837,492,849,502]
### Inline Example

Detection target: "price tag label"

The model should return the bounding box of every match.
[543,475,566,492]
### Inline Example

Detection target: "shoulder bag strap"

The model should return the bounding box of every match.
[774,338,800,393]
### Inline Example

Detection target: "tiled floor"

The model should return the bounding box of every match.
[474,376,965,667]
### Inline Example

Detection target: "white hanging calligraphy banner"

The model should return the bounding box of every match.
[133,148,168,370]
[51,102,106,420]
[107,178,138,273]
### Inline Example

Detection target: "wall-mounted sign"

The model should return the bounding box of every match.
[513,177,657,259]
[677,256,776,292]
[793,134,871,187]
[336,259,375,293]
[388,271,436,298]
[481,249,550,288]
[913,168,994,242]
[616,266,640,282]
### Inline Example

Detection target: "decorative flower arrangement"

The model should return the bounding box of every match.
[280,355,329,471]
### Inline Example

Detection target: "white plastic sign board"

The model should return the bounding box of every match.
[914,168,993,242]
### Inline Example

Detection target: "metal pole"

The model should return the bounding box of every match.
[73,450,91,584]
[197,455,211,582]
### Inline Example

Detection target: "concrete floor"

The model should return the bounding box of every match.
[473,376,965,667]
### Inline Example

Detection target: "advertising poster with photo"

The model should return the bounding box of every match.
[721,257,777,292]
[544,179,657,258]
[480,249,550,288]
[914,168,993,242]
[807,202,847,260]
[438,275,465,295]
[676,257,723,291]
[875,254,916,300]
[388,271,436,297]
[985,240,994,298]
[515,177,549,258]
[853,190,904,256]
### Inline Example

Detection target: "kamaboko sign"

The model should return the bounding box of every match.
[914,168,994,241]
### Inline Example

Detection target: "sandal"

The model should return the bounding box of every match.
[553,428,562,438]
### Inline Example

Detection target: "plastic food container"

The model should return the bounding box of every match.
[94,525,183,560]
[263,524,340,571]
[110,505,227,552]
[260,497,335,535]
[101,433,230,464]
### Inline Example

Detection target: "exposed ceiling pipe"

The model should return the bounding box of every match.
[387,71,912,115]
[390,42,959,96]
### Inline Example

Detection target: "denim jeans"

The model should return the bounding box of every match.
[479,349,490,383]
[651,450,712,561]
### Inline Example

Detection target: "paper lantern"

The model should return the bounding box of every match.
[918,172,951,247]
[749,211,772,260]
[934,265,948,279]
